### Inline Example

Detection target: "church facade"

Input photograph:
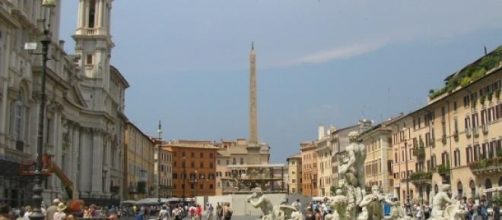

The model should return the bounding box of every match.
[0,0,128,206]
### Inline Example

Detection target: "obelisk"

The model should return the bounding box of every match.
[249,42,258,145]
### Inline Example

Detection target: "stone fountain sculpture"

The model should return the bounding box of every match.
[428,184,467,220]
[247,187,275,220]
[327,131,366,219]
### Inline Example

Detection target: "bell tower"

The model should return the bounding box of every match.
[73,0,114,81]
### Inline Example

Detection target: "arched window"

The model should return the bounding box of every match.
[10,89,27,150]
[485,179,492,201]
[469,180,476,198]
[457,181,463,198]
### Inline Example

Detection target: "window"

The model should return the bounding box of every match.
[454,149,461,167]
[200,162,203,168]
[466,146,472,163]
[200,152,203,158]
[88,0,96,28]
[240,158,244,165]
[86,54,93,65]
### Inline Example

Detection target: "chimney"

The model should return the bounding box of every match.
[318,125,325,140]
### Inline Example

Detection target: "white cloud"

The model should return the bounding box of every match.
[294,39,389,65]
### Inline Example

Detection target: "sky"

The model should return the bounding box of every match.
[59,0,502,163]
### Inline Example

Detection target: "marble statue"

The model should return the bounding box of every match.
[428,184,468,220]
[331,131,366,218]
[247,187,275,220]
[329,189,348,220]
[358,185,394,220]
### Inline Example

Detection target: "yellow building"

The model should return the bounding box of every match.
[389,47,502,204]
[124,122,155,200]
[301,141,318,196]
[287,153,302,194]
[315,136,333,197]
[360,115,403,195]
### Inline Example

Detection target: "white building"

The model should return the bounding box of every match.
[0,0,128,206]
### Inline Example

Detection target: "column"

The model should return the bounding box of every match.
[80,129,92,195]
[71,123,81,199]
[91,129,103,194]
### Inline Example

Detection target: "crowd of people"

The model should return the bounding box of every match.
[0,199,120,220]
[131,202,233,220]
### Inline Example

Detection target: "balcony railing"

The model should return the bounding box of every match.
[468,157,502,175]
[482,124,488,134]
[409,172,432,185]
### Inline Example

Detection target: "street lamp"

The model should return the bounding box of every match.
[157,121,162,206]
[30,1,56,220]
[182,156,186,205]
[192,170,198,198]
[403,128,411,216]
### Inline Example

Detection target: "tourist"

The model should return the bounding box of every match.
[206,203,214,220]
[195,204,202,220]
[314,208,322,220]
[216,203,223,220]
[52,203,66,220]
[423,201,430,219]
[172,205,182,220]
[45,199,59,220]
[222,203,232,220]
[493,204,500,220]
[304,207,315,220]
[158,206,169,220]
[22,206,32,220]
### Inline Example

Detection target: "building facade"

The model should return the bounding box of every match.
[167,140,218,198]
[124,122,155,200]
[387,47,502,204]
[359,116,402,195]
[300,141,318,196]
[287,153,302,194]
[159,147,173,198]
[0,0,128,206]
[315,126,333,197]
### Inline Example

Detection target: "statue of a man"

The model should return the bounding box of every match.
[247,187,275,220]
[430,184,453,219]
[359,185,390,220]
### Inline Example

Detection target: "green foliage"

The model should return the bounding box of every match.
[496,90,501,99]
[429,46,502,100]
[460,77,471,87]
[493,195,502,206]
[410,172,432,181]
[436,164,450,175]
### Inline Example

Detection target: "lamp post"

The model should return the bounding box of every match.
[403,127,411,216]
[157,121,162,206]
[30,1,56,220]
[192,170,198,198]
[182,156,186,205]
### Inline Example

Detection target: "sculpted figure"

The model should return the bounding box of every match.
[358,185,392,220]
[336,132,365,216]
[247,187,275,220]
[430,184,453,220]
[330,189,348,220]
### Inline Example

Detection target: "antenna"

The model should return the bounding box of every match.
[484,46,488,55]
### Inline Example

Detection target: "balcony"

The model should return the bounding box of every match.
[436,164,450,177]
[410,172,432,185]
[466,129,471,138]
[469,157,502,175]
[473,128,479,137]
[482,124,488,134]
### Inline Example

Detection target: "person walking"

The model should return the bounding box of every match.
[158,206,169,220]
[222,203,232,220]
[206,204,214,220]
[215,203,222,220]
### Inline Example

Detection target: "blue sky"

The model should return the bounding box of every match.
[60,0,502,162]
